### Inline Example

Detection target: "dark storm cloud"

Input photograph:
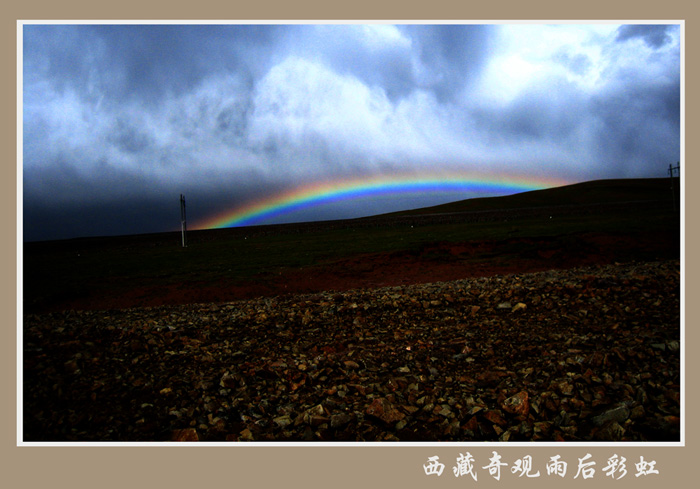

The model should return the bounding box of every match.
[23,194,180,242]
[91,24,291,103]
[472,77,586,144]
[108,118,154,154]
[615,24,676,49]
[23,24,287,106]
[590,76,680,175]
[401,24,495,102]
[22,23,682,241]
[469,72,679,179]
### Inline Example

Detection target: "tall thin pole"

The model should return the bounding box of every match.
[669,162,680,216]
[180,194,187,247]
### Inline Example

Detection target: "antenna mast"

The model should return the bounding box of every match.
[180,194,188,247]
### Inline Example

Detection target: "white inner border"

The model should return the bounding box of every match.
[17,19,685,448]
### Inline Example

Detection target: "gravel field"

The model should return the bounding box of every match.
[23,259,681,442]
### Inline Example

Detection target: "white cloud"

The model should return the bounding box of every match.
[474,24,619,104]
[247,56,466,174]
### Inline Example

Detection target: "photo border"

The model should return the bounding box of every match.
[5,1,692,488]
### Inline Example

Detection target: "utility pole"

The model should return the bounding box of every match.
[668,162,680,178]
[668,162,680,216]
[180,194,188,247]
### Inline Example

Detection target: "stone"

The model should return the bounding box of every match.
[595,421,625,441]
[219,372,238,389]
[239,428,254,441]
[330,413,354,429]
[343,360,360,370]
[366,398,405,424]
[501,391,530,417]
[556,380,574,396]
[273,415,293,428]
[171,428,199,441]
[592,404,630,427]
[483,410,507,426]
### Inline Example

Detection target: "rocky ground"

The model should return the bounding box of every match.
[23,259,681,442]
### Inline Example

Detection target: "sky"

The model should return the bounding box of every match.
[21,22,682,241]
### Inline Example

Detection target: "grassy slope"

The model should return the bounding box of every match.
[23,178,681,312]
[384,177,679,215]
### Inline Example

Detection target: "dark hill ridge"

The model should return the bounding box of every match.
[24,177,679,244]
[377,177,679,218]
[23,177,681,313]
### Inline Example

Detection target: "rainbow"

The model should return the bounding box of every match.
[198,172,569,230]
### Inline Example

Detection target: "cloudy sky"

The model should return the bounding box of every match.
[22,22,682,241]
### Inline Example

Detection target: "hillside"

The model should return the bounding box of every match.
[23,177,681,314]
[379,177,679,217]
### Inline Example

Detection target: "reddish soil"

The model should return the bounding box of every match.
[55,230,677,313]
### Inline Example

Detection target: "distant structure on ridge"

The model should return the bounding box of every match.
[180,194,187,247]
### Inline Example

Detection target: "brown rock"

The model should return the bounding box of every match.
[366,398,405,424]
[594,421,625,441]
[273,415,293,428]
[171,428,199,441]
[556,380,574,396]
[330,413,354,428]
[592,404,630,427]
[219,372,238,388]
[239,428,255,441]
[483,410,507,426]
[501,391,530,417]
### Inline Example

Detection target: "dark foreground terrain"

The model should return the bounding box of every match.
[24,259,680,442]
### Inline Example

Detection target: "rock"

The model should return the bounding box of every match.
[595,421,625,441]
[630,405,645,420]
[330,413,354,428]
[171,428,199,441]
[483,410,507,426]
[343,360,360,370]
[239,428,254,441]
[437,405,453,417]
[592,404,630,427]
[556,381,574,396]
[308,415,329,427]
[365,398,405,424]
[273,415,293,428]
[501,391,529,417]
[219,372,238,388]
